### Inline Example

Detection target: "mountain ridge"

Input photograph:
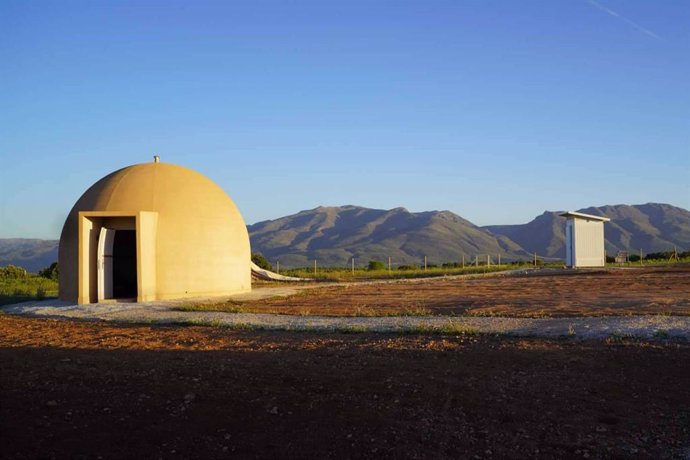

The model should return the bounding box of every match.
[485,203,690,258]
[2,202,688,270]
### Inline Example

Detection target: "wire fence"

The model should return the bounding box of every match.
[268,246,689,275]
[270,252,566,275]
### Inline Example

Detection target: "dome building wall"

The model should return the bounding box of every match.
[59,161,251,304]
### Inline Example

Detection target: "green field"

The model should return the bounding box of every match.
[280,262,541,282]
[278,256,690,282]
[0,276,58,306]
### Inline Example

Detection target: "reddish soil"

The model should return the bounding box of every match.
[209,267,690,317]
[1,315,689,458]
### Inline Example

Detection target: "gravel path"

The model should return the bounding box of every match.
[4,298,689,340]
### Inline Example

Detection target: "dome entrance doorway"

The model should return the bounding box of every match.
[97,227,138,302]
[77,211,158,304]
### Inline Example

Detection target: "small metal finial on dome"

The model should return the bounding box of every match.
[153,155,160,163]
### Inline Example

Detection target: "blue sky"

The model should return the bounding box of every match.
[1,0,688,239]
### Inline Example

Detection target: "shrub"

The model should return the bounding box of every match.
[251,253,273,271]
[0,265,27,279]
[38,262,59,280]
[367,260,385,271]
[397,265,418,271]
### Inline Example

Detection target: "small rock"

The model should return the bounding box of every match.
[268,406,278,415]
[46,400,57,407]
[184,393,196,403]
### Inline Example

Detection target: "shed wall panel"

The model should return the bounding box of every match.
[573,220,605,267]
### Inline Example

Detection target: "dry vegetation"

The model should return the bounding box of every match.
[182,267,690,318]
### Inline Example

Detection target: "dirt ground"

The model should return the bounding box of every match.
[199,267,690,317]
[2,315,689,459]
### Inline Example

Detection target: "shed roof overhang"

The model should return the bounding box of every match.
[559,211,611,222]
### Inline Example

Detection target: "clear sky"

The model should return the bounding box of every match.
[1,0,688,239]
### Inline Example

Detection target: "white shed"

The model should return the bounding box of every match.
[560,211,611,268]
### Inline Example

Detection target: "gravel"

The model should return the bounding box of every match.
[3,298,689,339]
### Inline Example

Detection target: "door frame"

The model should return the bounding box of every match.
[77,211,158,304]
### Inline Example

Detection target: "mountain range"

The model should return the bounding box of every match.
[0,238,61,273]
[1,203,688,271]
[249,202,690,266]
[485,203,690,258]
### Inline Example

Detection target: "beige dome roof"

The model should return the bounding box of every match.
[59,161,251,303]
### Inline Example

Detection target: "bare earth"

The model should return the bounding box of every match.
[1,316,689,459]
[235,267,690,317]
[2,267,689,458]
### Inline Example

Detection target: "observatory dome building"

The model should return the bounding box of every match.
[59,159,251,304]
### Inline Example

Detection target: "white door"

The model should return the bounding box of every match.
[565,221,573,267]
[97,227,116,301]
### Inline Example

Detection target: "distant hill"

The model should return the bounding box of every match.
[0,239,58,273]
[485,203,690,258]
[2,203,688,271]
[248,205,527,267]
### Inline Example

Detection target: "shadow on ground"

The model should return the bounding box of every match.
[1,316,689,458]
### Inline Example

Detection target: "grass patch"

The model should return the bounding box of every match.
[0,276,58,306]
[605,333,646,344]
[339,325,369,334]
[280,263,535,282]
[172,300,250,314]
[350,305,432,317]
[172,317,268,331]
[653,329,670,339]
[403,321,480,336]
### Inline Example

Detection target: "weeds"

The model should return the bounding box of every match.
[339,325,369,334]
[281,263,527,282]
[0,276,58,306]
[172,317,268,331]
[403,321,480,336]
[605,333,645,344]
[172,300,248,314]
[653,329,669,339]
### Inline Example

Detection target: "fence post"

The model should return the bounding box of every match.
[640,248,643,266]
[462,254,465,268]
[352,257,355,275]
[498,254,501,266]
[487,254,490,268]
[388,256,391,274]
[534,253,537,267]
[424,256,427,272]
[314,259,317,276]
[276,261,279,274]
